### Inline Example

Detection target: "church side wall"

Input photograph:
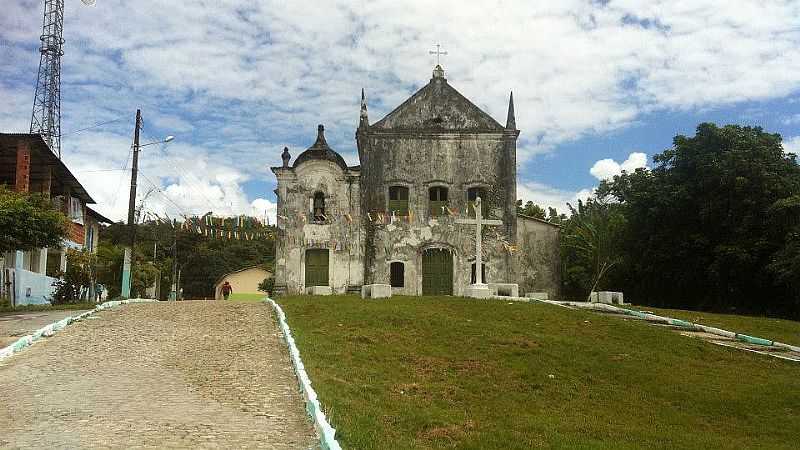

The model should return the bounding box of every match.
[515,216,561,299]
[273,161,363,295]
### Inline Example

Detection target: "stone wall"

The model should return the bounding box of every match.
[515,215,561,299]
[272,160,363,295]
[357,131,518,294]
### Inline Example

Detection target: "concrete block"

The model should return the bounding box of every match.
[591,291,624,305]
[306,286,332,296]
[489,283,519,297]
[465,284,492,299]
[525,292,549,300]
[361,284,392,299]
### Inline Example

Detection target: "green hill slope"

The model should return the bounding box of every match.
[277,296,800,450]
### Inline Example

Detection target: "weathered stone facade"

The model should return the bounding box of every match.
[271,66,560,297]
[271,127,363,295]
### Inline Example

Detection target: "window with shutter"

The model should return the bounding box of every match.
[429,186,448,217]
[313,192,326,222]
[467,187,489,218]
[388,186,409,215]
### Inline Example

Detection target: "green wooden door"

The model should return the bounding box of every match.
[422,248,453,295]
[305,249,329,286]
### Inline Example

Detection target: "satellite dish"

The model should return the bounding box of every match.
[81,0,97,6]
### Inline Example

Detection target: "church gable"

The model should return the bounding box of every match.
[370,70,503,131]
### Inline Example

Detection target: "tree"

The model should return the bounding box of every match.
[602,123,800,317]
[516,200,567,224]
[258,277,274,295]
[560,196,626,300]
[51,249,94,304]
[516,200,547,219]
[96,218,276,300]
[0,187,68,254]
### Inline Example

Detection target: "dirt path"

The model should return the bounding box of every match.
[0,301,316,449]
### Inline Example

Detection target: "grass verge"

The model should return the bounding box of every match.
[277,295,800,450]
[227,293,267,302]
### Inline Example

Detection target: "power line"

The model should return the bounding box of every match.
[138,170,192,219]
[139,125,228,215]
[111,147,133,212]
[75,168,128,173]
[62,116,125,136]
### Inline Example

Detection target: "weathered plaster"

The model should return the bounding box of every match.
[515,215,561,299]
[272,157,363,295]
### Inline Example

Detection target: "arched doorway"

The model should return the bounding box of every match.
[422,248,453,295]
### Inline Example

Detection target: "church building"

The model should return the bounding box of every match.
[271,65,560,298]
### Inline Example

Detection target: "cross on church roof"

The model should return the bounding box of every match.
[429,44,448,66]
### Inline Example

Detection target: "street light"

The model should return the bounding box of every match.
[140,135,174,147]
[121,108,174,299]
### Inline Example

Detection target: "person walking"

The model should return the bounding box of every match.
[221,281,233,300]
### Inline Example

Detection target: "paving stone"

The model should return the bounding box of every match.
[0,301,316,449]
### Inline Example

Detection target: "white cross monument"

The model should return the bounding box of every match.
[456,197,502,298]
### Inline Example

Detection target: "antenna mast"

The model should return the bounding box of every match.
[30,0,65,158]
[30,0,95,159]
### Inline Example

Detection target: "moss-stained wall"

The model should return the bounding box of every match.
[272,160,363,295]
[271,70,561,297]
[515,216,561,299]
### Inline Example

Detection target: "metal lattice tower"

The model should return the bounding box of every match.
[30,0,65,158]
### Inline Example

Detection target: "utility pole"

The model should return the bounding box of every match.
[121,109,141,298]
[170,224,178,301]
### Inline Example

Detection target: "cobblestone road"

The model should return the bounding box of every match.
[0,301,316,449]
[0,310,91,348]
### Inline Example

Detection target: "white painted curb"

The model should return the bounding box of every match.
[0,299,156,361]
[551,300,800,354]
[265,297,342,450]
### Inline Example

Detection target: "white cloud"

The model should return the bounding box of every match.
[783,136,800,155]
[590,152,648,180]
[3,0,800,215]
[518,181,594,214]
[250,198,278,225]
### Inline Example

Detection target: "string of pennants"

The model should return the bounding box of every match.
[141,212,276,241]
[276,206,520,255]
[278,205,491,226]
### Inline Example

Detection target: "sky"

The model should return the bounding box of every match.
[2,0,800,223]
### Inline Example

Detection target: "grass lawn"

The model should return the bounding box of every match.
[277,295,800,450]
[226,292,267,302]
[626,305,800,347]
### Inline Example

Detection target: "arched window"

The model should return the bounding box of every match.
[388,186,409,215]
[313,192,326,222]
[467,187,489,218]
[429,186,448,217]
[471,263,487,284]
[390,262,405,287]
